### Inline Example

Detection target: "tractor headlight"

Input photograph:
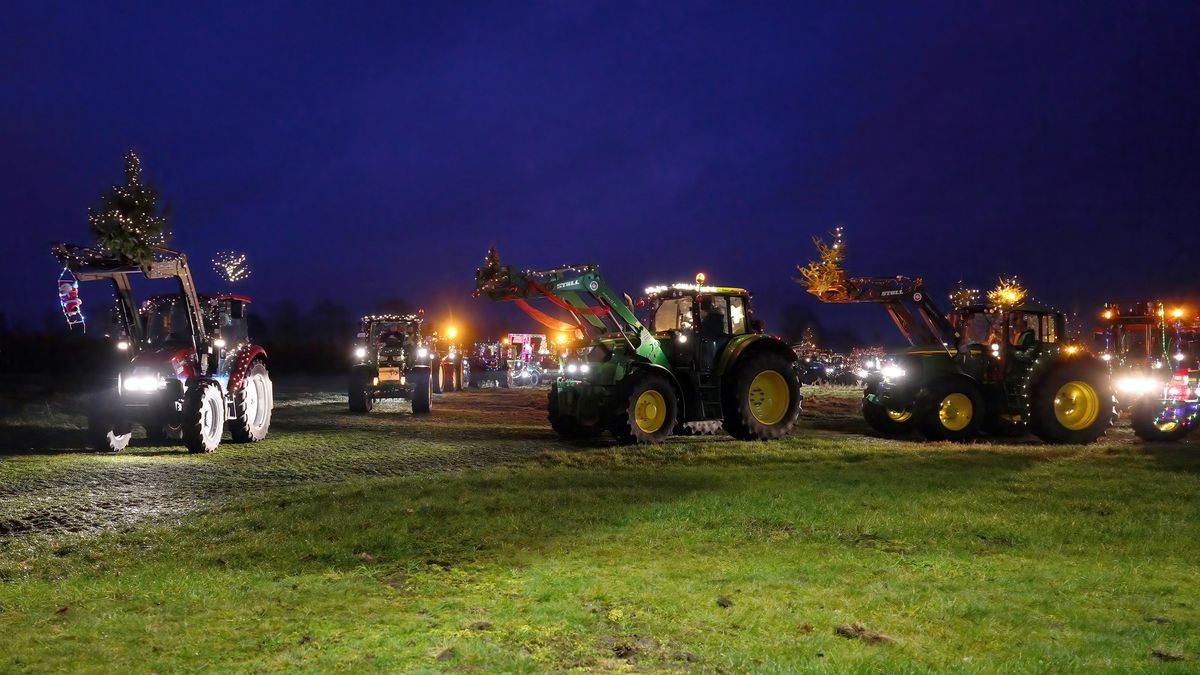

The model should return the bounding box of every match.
[417,347,429,359]
[566,363,578,374]
[580,364,590,374]
[117,340,129,351]
[881,365,906,380]
[677,333,688,344]
[354,346,367,359]
[122,373,167,393]
[856,369,870,379]
[1116,376,1161,395]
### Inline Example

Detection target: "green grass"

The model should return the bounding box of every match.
[1,387,1198,672]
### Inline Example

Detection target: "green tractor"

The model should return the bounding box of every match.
[803,270,1114,442]
[474,249,801,443]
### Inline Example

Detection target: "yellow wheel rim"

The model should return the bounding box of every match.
[1053,381,1100,430]
[748,370,790,425]
[1156,419,1180,433]
[938,393,973,431]
[634,389,667,433]
[887,409,912,423]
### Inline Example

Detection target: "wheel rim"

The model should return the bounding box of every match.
[634,389,667,433]
[887,409,912,423]
[203,393,222,443]
[1053,381,1100,430]
[748,370,790,425]
[243,376,259,425]
[938,393,973,431]
[1156,418,1180,433]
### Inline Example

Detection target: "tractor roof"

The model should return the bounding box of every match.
[361,313,422,324]
[144,293,252,304]
[643,283,749,297]
[959,300,1060,314]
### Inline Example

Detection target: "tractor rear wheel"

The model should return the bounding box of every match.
[918,379,983,442]
[862,396,915,436]
[230,360,273,442]
[1030,362,1115,443]
[722,353,801,440]
[1130,398,1189,442]
[610,371,677,444]
[411,370,432,414]
[87,394,131,452]
[455,362,465,391]
[183,380,226,454]
[348,373,373,413]
[548,383,603,439]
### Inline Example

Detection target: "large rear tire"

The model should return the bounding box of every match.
[610,371,678,444]
[862,396,915,436]
[230,360,273,442]
[1130,398,1190,442]
[1030,361,1115,444]
[918,379,984,442]
[411,369,432,414]
[87,393,131,452]
[722,352,802,441]
[183,380,226,454]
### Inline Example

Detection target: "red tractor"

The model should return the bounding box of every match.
[53,243,273,453]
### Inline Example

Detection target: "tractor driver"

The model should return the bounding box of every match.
[698,296,730,368]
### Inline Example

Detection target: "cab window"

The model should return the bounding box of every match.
[654,297,694,331]
[729,297,747,334]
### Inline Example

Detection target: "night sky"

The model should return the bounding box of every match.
[3,2,1198,346]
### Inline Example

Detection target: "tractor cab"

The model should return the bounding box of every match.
[357,315,423,368]
[139,293,251,349]
[643,280,758,374]
[949,302,1065,382]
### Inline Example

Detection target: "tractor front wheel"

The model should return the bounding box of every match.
[349,373,373,413]
[231,360,273,442]
[862,396,915,436]
[411,370,432,414]
[1130,398,1190,442]
[1030,362,1115,443]
[431,357,444,394]
[548,383,603,439]
[919,379,983,441]
[722,353,802,440]
[87,394,131,452]
[183,380,226,454]
[611,371,678,444]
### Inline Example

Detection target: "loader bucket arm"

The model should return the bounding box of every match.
[474,247,658,357]
[805,274,957,347]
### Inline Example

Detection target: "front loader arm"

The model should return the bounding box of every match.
[805,273,957,347]
[474,248,663,362]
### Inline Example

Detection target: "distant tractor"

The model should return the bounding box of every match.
[348,314,433,413]
[474,249,801,443]
[802,271,1114,443]
[428,326,468,393]
[52,243,273,453]
[1094,301,1199,405]
[468,340,510,388]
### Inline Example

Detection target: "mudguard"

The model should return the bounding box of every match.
[227,345,267,393]
[715,334,796,377]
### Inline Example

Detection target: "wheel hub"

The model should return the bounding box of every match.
[634,390,666,433]
[938,393,973,431]
[1053,381,1100,430]
[748,370,789,425]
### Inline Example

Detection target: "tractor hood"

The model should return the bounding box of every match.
[128,345,195,377]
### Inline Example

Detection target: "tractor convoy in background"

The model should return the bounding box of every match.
[52,231,1197,452]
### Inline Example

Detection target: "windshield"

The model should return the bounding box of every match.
[370,322,414,346]
[960,311,997,346]
[653,297,694,331]
[143,297,193,346]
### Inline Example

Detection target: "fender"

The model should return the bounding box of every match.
[628,361,689,420]
[715,334,795,377]
[227,345,267,393]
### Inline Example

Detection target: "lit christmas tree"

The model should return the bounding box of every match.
[87,150,171,266]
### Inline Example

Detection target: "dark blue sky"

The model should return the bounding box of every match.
[3,1,1198,344]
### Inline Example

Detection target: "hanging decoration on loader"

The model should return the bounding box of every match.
[987,276,1026,308]
[87,150,171,268]
[795,225,848,301]
[212,250,252,283]
[57,268,85,329]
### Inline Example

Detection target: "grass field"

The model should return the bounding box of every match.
[1,383,1197,673]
